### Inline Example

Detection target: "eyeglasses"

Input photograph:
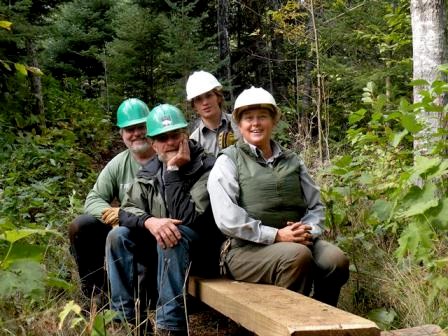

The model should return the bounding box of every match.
[153,131,183,142]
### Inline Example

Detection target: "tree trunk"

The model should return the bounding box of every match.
[26,38,45,130]
[217,0,233,101]
[309,0,323,163]
[410,0,447,156]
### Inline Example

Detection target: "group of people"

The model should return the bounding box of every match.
[69,71,350,336]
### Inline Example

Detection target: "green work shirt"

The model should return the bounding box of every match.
[84,149,142,220]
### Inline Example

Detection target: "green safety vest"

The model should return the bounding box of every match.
[222,142,307,229]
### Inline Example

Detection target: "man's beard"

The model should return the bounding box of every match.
[157,151,177,163]
[130,141,151,154]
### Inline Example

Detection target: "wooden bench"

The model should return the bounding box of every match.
[188,276,381,336]
[380,325,443,336]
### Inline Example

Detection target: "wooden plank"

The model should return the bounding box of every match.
[188,277,380,336]
[381,325,444,336]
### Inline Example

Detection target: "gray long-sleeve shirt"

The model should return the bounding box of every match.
[190,112,239,156]
[207,141,325,245]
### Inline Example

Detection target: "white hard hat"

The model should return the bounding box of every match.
[233,86,281,122]
[186,71,222,101]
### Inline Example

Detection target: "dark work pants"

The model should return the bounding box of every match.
[68,214,111,298]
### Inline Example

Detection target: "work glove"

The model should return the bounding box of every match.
[218,130,236,150]
[101,207,119,227]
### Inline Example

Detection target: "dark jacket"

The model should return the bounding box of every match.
[119,140,215,234]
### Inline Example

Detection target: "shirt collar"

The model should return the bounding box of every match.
[243,139,282,162]
[199,113,227,134]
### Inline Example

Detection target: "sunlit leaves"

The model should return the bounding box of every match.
[349,108,367,125]
[1,228,56,244]
[14,63,27,76]
[389,129,408,147]
[59,300,117,333]
[59,300,83,330]
[27,66,44,76]
[0,20,12,30]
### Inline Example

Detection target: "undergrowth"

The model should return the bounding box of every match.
[0,75,447,334]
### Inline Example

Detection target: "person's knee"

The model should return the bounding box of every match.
[290,244,314,276]
[334,253,350,284]
[317,248,350,285]
[106,226,132,250]
[69,214,98,243]
[287,244,313,270]
[276,244,313,276]
[275,244,313,292]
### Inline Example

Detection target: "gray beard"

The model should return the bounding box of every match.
[131,142,151,154]
[157,151,176,163]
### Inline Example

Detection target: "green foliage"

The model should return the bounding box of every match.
[0,75,111,320]
[319,0,412,137]
[106,2,165,107]
[323,79,448,326]
[0,260,46,299]
[59,300,117,335]
[367,308,397,330]
[43,0,116,80]
[157,0,219,107]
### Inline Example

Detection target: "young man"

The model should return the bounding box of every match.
[69,98,155,302]
[106,104,220,335]
[186,70,239,155]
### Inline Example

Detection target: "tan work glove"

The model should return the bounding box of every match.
[218,130,236,150]
[101,207,119,227]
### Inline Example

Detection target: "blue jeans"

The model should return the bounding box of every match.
[106,225,198,331]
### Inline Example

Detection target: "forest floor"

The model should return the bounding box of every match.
[102,299,252,336]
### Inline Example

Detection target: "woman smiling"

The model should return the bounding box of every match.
[207,86,350,307]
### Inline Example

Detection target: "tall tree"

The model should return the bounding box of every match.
[410,0,447,156]
[43,0,115,97]
[158,0,219,111]
[106,3,164,107]
[217,0,233,100]
[0,0,64,132]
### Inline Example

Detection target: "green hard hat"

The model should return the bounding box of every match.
[147,104,188,137]
[116,98,150,128]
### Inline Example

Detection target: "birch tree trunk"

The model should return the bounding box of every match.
[411,0,447,156]
[309,0,324,163]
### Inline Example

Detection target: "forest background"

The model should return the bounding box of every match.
[0,0,447,335]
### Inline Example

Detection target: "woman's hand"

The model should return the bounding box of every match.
[275,221,313,245]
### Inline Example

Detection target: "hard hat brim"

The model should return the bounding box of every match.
[187,85,223,101]
[118,117,148,129]
[147,123,188,138]
[233,104,281,123]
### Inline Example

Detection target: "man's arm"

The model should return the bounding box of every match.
[163,169,210,226]
[84,163,117,220]
[119,181,151,229]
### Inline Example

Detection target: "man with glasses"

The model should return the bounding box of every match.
[69,98,154,305]
[106,104,220,336]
